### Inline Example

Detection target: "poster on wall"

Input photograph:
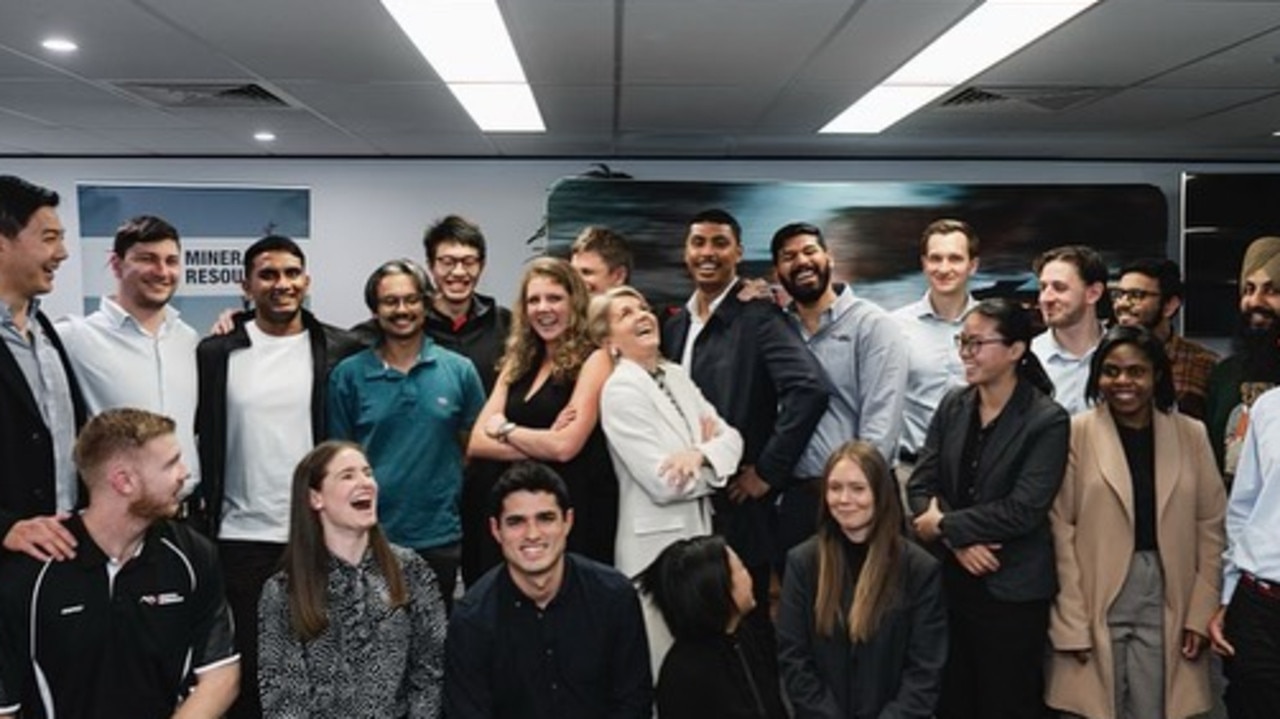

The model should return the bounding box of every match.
[77,182,310,333]
[545,179,1167,317]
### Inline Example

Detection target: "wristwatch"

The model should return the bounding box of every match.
[496,420,518,443]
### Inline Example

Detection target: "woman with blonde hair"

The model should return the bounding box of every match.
[463,257,617,584]
[778,440,947,718]
[258,441,446,718]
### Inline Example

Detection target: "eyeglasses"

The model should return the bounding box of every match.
[377,293,424,310]
[435,255,481,271]
[1109,288,1161,302]
[954,334,1007,354]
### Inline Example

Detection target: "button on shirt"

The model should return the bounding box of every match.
[57,298,201,496]
[892,293,975,456]
[0,300,77,512]
[1031,328,1099,416]
[1223,386,1280,600]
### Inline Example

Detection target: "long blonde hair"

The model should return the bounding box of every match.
[500,257,595,384]
[813,441,903,642]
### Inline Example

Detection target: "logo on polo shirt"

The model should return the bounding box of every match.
[138,592,185,606]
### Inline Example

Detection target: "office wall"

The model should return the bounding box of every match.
[1,156,1265,327]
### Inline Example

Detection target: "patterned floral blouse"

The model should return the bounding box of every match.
[258,544,446,718]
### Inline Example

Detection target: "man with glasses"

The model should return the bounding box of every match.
[1111,258,1218,419]
[329,259,485,608]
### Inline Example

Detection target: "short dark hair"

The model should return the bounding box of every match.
[1119,258,1183,301]
[1085,324,1177,412]
[920,218,980,258]
[363,259,429,312]
[488,461,572,520]
[769,222,825,263]
[571,226,633,277]
[113,215,180,257]
[1033,244,1108,287]
[639,535,735,641]
[0,175,59,240]
[244,235,305,276]
[689,209,742,245]
[423,214,486,264]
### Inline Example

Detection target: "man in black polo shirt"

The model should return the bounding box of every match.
[444,462,652,719]
[0,408,238,719]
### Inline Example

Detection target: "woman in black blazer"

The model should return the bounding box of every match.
[907,298,1070,719]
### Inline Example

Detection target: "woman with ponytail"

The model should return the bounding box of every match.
[907,297,1070,719]
[777,440,947,718]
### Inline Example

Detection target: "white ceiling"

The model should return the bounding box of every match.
[3,0,1280,160]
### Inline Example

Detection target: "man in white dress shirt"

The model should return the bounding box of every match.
[1030,244,1107,415]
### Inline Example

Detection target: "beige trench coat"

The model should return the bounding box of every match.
[1046,405,1226,719]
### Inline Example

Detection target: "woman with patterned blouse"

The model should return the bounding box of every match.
[258,441,447,718]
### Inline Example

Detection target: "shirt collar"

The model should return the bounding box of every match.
[99,296,179,333]
[684,277,738,319]
[0,296,38,326]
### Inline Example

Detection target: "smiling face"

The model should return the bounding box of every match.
[524,274,572,346]
[958,311,1021,388]
[490,490,573,582]
[685,221,742,296]
[1097,342,1156,429]
[0,205,67,303]
[113,238,180,312]
[922,230,977,299]
[430,240,484,307]
[311,447,379,537]
[1111,272,1166,330]
[374,272,426,341]
[126,433,189,521]
[243,250,309,329]
[605,293,659,363]
[1240,267,1280,332]
[825,457,876,543]
[1038,258,1100,330]
[571,249,625,296]
[775,232,832,305]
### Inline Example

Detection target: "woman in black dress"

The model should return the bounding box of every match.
[462,257,616,585]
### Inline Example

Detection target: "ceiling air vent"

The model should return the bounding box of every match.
[114,82,293,109]
[941,86,1109,112]
[942,87,1009,107]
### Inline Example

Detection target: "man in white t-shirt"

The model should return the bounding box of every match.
[192,235,360,719]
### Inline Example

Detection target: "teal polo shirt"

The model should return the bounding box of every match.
[327,339,485,549]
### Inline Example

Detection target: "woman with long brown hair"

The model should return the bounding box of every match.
[777,440,947,718]
[257,440,446,718]
[463,257,617,584]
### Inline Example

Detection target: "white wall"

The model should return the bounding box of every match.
[2,156,1263,327]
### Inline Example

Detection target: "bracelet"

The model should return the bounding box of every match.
[496,420,517,443]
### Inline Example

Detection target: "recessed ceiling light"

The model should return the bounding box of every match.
[253,131,276,143]
[41,37,78,53]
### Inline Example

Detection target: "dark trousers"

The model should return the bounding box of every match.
[1223,577,1280,719]
[774,477,821,578]
[939,565,1050,719]
[416,542,461,613]
[220,540,285,719]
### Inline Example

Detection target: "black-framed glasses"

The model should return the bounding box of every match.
[435,255,482,271]
[954,334,1007,354]
[1109,288,1160,302]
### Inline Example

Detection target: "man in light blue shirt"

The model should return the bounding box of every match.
[771,221,906,555]
[1030,244,1107,415]
[1209,385,1280,718]
[328,259,484,607]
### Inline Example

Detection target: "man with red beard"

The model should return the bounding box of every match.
[1207,236,1280,479]
[771,222,906,553]
[1111,258,1218,419]
[0,408,238,719]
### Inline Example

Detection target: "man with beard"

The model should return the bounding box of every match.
[328,259,485,608]
[193,235,360,718]
[1031,244,1108,415]
[662,209,828,611]
[0,175,86,564]
[57,215,202,501]
[1111,258,1218,419]
[1207,236,1280,479]
[0,408,238,719]
[771,222,906,553]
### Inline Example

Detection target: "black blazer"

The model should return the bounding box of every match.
[777,537,948,719]
[0,311,87,540]
[906,379,1069,602]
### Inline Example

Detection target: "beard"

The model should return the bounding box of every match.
[129,491,179,521]
[1233,308,1280,381]
[779,262,832,306]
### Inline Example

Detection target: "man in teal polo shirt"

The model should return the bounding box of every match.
[328,259,484,609]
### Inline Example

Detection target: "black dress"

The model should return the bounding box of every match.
[460,369,619,585]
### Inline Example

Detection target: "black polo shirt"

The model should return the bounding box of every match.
[0,515,237,719]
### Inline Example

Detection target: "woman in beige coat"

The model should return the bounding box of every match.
[1047,325,1227,719]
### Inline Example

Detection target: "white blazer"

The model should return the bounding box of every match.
[601,357,743,578]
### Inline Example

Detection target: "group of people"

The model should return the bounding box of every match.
[0,168,1278,719]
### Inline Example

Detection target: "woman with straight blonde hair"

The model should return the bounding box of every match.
[778,440,947,718]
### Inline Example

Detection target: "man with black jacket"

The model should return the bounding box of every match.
[193,234,360,719]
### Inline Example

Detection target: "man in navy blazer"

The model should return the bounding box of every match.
[0,175,86,563]
[661,208,829,611]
